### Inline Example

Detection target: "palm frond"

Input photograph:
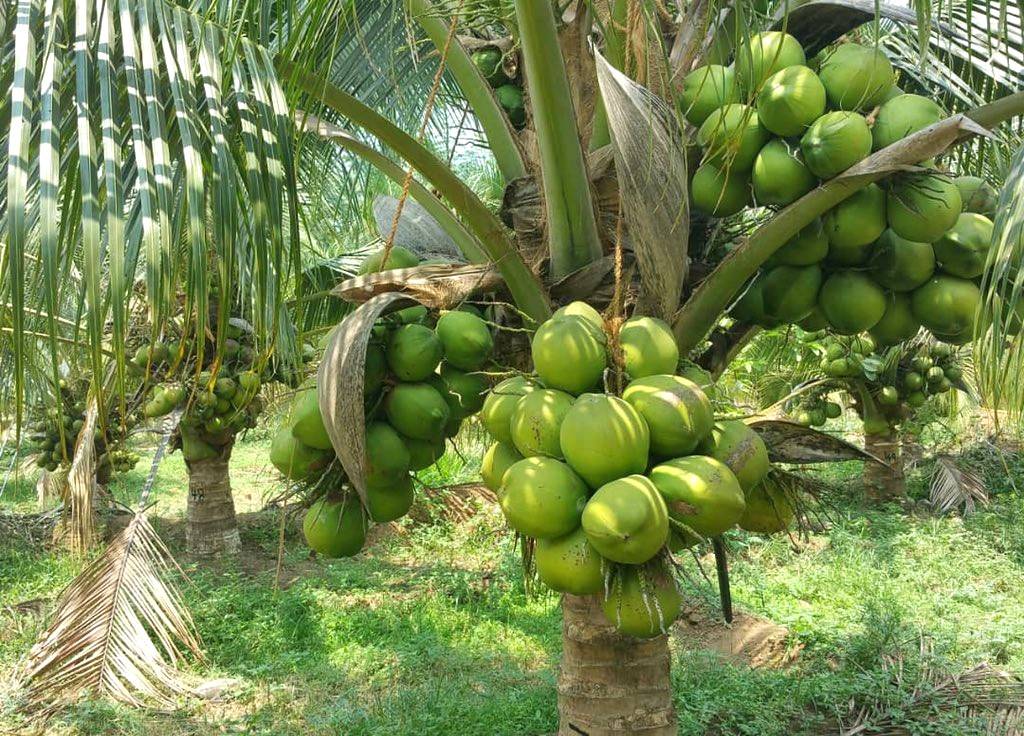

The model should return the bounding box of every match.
[929,454,988,514]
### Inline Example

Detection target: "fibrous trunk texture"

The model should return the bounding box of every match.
[864,428,905,500]
[185,444,239,556]
[558,593,676,735]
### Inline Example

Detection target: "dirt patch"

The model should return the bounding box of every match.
[675,605,801,669]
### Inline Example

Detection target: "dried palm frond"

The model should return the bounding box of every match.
[930,455,988,515]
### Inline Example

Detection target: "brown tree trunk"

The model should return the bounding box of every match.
[558,594,676,735]
[185,442,240,556]
[863,427,905,500]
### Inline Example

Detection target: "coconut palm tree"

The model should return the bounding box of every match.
[6,0,1024,728]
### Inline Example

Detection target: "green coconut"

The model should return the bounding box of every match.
[435,310,493,371]
[535,527,605,595]
[649,455,746,537]
[751,140,817,206]
[697,420,771,492]
[619,316,679,379]
[739,476,795,534]
[887,173,963,244]
[531,315,607,394]
[364,343,387,397]
[270,426,332,481]
[582,475,669,564]
[439,365,489,416]
[696,104,769,170]
[481,441,523,492]
[623,375,714,457]
[365,421,410,486]
[471,47,508,86]
[552,301,604,331]
[500,457,589,539]
[290,388,333,450]
[801,111,873,179]
[181,427,219,463]
[869,229,937,291]
[872,94,944,150]
[405,435,446,471]
[602,564,682,638]
[559,394,650,488]
[679,64,739,125]
[365,474,415,523]
[730,277,780,328]
[932,212,994,279]
[734,32,807,94]
[677,362,718,401]
[755,65,826,136]
[303,497,367,558]
[761,264,823,323]
[358,245,420,275]
[869,292,921,346]
[799,306,830,331]
[384,382,451,440]
[495,84,526,127]
[691,163,751,217]
[769,219,829,266]
[480,376,536,445]
[819,271,888,334]
[392,305,429,325]
[955,175,998,217]
[823,183,887,260]
[911,275,981,337]
[817,43,894,110]
[509,388,575,458]
[386,324,444,382]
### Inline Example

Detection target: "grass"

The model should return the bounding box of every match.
[2,427,1024,734]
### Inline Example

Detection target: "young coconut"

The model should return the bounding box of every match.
[872,94,944,150]
[734,31,807,94]
[697,104,769,170]
[618,316,679,379]
[691,163,751,217]
[752,140,817,206]
[509,388,575,459]
[622,375,714,457]
[886,173,963,244]
[303,496,368,558]
[932,212,994,278]
[649,455,747,537]
[679,64,739,125]
[500,457,589,539]
[755,65,826,137]
[582,475,669,564]
[559,394,650,488]
[869,229,937,291]
[818,271,888,334]
[531,314,607,394]
[801,111,873,179]
[601,563,682,638]
[535,527,606,595]
[817,42,894,110]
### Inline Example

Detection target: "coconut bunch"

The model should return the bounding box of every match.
[471,46,525,128]
[681,33,1005,347]
[472,302,793,638]
[272,301,496,559]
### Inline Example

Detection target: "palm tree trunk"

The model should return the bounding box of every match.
[863,427,905,500]
[557,594,676,735]
[185,442,240,556]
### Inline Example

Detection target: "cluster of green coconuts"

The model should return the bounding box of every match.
[680,32,1001,346]
[472,47,526,128]
[476,302,795,638]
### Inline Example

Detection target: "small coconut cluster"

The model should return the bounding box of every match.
[472,47,526,128]
[477,303,792,638]
[681,33,1002,346]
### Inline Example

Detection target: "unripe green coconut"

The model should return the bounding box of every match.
[365,474,415,523]
[869,292,921,346]
[697,420,770,491]
[649,455,746,537]
[872,94,944,150]
[509,388,575,458]
[439,365,489,416]
[480,376,536,444]
[799,306,829,331]
[481,441,523,492]
[819,271,888,334]
[559,394,650,488]
[602,564,682,638]
[955,175,998,217]
[823,183,887,260]
[752,140,817,206]
[761,263,823,322]
[770,219,828,266]
[932,212,994,279]
[734,32,807,94]
[270,426,332,481]
[553,301,604,330]
[495,84,525,127]
[739,477,795,533]
[869,229,936,291]
[535,527,605,595]
[406,435,446,471]
[802,111,872,179]
[426,374,464,425]
[181,427,219,463]
[756,65,826,136]
[679,65,739,125]
[365,421,410,486]
[691,163,751,216]
[471,47,508,86]
[817,43,894,110]
[884,84,905,101]
[619,316,679,379]
[500,457,589,539]
[623,375,714,457]
[358,245,419,275]
[582,475,669,564]
[532,315,607,394]
[697,104,769,170]
[887,173,963,243]
[385,382,450,440]
[435,310,493,371]
[392,305,429,324]
[677,362,718,401]
[290,388,333,450]
[386,324,444,382]
[364,342,387,396]
[303,497,367,558]
[911,275,981,337]
[731,277,781,328]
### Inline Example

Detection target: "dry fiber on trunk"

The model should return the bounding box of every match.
[185,444,239,556]
[558,593,676,735]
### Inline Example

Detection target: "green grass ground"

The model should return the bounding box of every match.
[2,429,1024,735]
